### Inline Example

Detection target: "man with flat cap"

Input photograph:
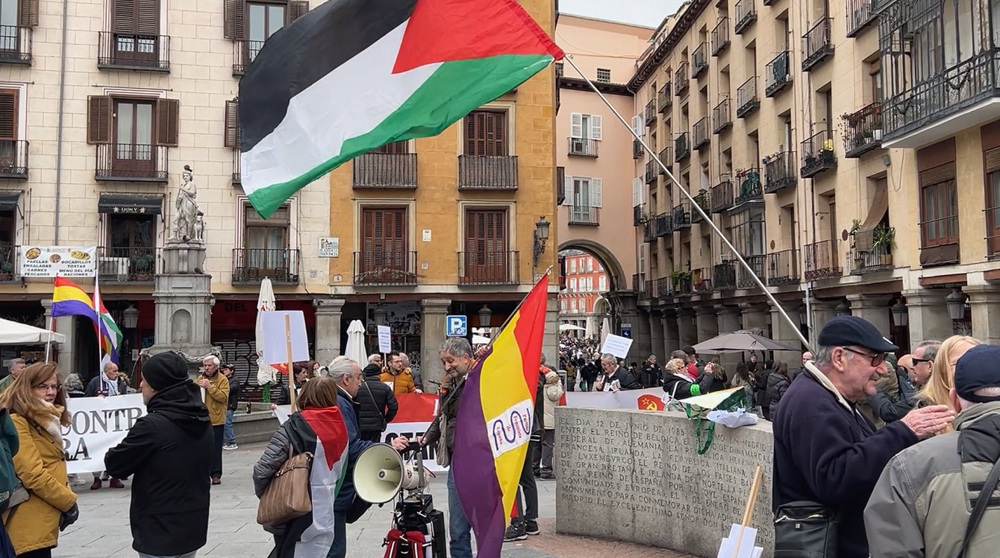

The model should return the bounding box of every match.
[105,352,215,558]
[866,344,1000,557]
[772,316,955,558]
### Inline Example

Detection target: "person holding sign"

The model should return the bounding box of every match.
[380,352,421,394]
[593,354,641,392]
[196,356,229,485]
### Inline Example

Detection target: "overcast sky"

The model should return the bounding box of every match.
[559,0,685,28]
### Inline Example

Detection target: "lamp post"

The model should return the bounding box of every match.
[122,305,139,377]
[532,216,550,269]
[946,288,966,320]
[891,299,908,327]
[478,305,492,328]
[835,301,850,316]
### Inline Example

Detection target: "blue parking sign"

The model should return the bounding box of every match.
[446,315,467,337]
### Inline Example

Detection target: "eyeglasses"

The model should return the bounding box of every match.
[912,357,933,365]
[842,347,886,367]
[33,383,60,392]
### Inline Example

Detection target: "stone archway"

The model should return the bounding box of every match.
[557,240,627,294]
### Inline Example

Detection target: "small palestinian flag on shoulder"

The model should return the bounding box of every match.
[238,0,564,218]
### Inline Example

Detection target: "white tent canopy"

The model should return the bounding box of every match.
[559,324,586,332]
[472,334,490,345]
[0,318,65,345]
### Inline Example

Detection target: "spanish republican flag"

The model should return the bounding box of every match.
[238,0,563,217]
[51,277,95,318]
[452,272,549,557]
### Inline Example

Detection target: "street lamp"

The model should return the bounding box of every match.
[478,305,492,328]
[891,298,908,327]
[532,216,550,266]
[374,304,387,326]
[122,305,139,329]
[946,288,967,320]
[836,301,850,316]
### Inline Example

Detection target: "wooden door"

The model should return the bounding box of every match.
[360,208,407,283]
[465,209,508,282]
[113,99,155,176]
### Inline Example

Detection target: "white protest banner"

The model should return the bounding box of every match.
[261,311,310,366]
[62,393,147,474]
[565,387,664,411]
[273,404,292,425]
[20,246,97,278]
[601,333,634,359]
[377,325,392,354]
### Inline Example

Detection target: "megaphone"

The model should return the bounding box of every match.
[354,444,428,504]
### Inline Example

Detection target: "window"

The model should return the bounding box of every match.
[569,278,577,292]
[0,89,18,172]
[225,0,309,65]
[987,170,1000,256]
[110,0,160,65]
[225,98,240,149]
[464,109,508,156]
[599,276,607,291]
[920,178,958,247]
[375,141,409,154]
[87,95,178,180]
[570,113,602,140]
[587,258,593,272]
[555,62,563,77]
[463,208,510,283]
[567,177,602,222]
[586,277,593,291]
[561,299,567,311]
[570,259,576,273]
[570,299,577,312]
[358,207,410,282]
[596,68,611,82]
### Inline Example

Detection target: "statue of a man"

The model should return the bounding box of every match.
[173,165,200,241]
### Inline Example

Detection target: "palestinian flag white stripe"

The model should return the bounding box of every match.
[293,408,349,558]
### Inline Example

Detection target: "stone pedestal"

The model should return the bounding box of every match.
[420,299,451,390]
[964,285,1000,345]
[770,302,804,364]
[677,309,697,348]
[660,312,679,357]
[147,241,218,371]
[847,294,893,335]
[313,298,346,365]
[904,289,953,346]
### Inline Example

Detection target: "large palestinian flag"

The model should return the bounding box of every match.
[238,0,564,218]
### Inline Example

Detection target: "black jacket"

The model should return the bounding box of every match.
[361,363,382,379]
[335,388,374,512]
[866,368,918,424]
[356,379,398,435]
[227,379,242,410]
[597,366,642,391]
[424,375,466,453]
[772,368,917,558]
[765,372,790,420]
[84,375,128,397]
[662,371,714,400]
[105,381,214,556]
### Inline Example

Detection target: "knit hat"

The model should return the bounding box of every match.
[143,352,191,391]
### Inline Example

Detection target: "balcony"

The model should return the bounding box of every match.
[568,137,599,157]
[633,204,647,225]
[734,0,756,34]
[645,99,656,126]
[656,277,673,298]
[804,240,842,280]
[643,280,653,300]
[0,26,31,65]
[457,155,517,190]
[97,32,169,71]
[842,102,883,158]
[458,251,519,285]
[734,168,763,205]
[675,63,689,96]
[557,166,565,205]
[95,144,169,182]
[672,202,692,230]
[765,51,792,97]
[737,255,766,289]
[802,19,833,72]
[97,247,160,283]
[766,249,799,286]
[658,83,673,113]
[232,40,264,76]
[645,160,658,184]
[846,0,877,37]
[736,77,760,117]
[0,243,16,281]
[713,98,732,133]
[569,206,599,226]
[633,139,643,160]
[691,43,709,78]
[643,222,653,242]
[763,152,796,194]
[232,149,241,185]
[673,271,694,296]
[801,130,837,178]
[232,248,300,285]
[675,132,690,162]
[693,117,710,150]
[712,18,730,56]
[654,213,673,237]
[692,268,713,293]
[354,251,418,286]
[0,140,28,179]
[691,190,711,223]
[713,261,737,290]
[711,174,734,213]
[353,153,417,189]
[658,147,672,174]
[848,244,893,275]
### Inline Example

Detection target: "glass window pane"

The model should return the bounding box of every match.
[136,103,152,147]
[0,0,14,28]
[117,102,133,145]
[268,6,286,37]
[249,4,266,42]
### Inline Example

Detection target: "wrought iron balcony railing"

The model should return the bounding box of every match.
[645,99,656,125]
[846,0,877,37]
[763,152,796,193]
[232,248,300,284]
[97,246,160,283]
[658,147,672,174]
[734,168,763,205]
[692,42,709,78]
[675,63,689,96]
[645,160,658,184]
[232,39,264,76]
[0,140,28,179]
[711,174,734,212]
[98,31,169,71]
[654,213,673,237]
[692,268,712,293]
[691,190,710,223]
[672,202,692,229]
[675,132,690,162]
[713,261,737,290]
[734,0,757,34]
[801,129,837,178]
[0,26,31,65]
[95,144,169,182]
[354,251,418,286]
[919,216,959,265]
[656,277,673,298]
[737,255,766,289]
[658,83,673,113]
[848,244,893,275]
[804,240,842,280]
[353,153,418,188]
[765,51,792,97]
[568,137,599,157]
[713,98,732,133]
[766,249,799,286]
[693,117,710,149]
[457,155,518,190]
[842,102,883,158]
[633,139,643,160]
[802,18,833,72]
[712,18,730,56]
[736,76,760,117]
[633,204,647,225]
[569,206,600,226]
[458,251,519,285]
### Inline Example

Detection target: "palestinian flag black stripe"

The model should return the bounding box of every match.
[238,0,564,218]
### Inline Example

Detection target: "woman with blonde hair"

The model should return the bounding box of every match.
[918,335,981,419]
[0,363,78,557]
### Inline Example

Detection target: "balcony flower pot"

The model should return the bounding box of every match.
[131,254,154,280]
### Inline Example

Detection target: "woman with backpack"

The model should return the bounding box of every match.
[766,361,791,421]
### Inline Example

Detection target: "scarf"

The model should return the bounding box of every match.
[103,373,120,396]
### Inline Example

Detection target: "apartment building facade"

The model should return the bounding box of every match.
[558,250,610,335]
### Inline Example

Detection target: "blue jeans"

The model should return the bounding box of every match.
[326,512,347,558]
[447,468,473,558]
[224,409,236,445]
[139,552,197,558]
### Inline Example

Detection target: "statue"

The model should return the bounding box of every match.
[173,165,200,242]
[195,211,205,242]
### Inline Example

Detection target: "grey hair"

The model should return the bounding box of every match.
[9,358,24,367]
[203,355,220,366]
[368,354,381,364]
[440,337,473,358]
[400,353,410,366]
[327,357,359,382]
[915,339,942,350]
[103,361,117,373]
[669,350,687,361]
[812,345,837,367]
[600,353,617,366]
[919,342,941,362]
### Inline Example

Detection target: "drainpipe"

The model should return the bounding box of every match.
[53,0,70,244]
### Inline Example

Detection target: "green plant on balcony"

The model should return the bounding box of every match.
[872,225,896,252]
[131,254,154,279]
[0,253,12,280]
[670,269,691,291]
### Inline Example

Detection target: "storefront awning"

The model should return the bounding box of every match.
[98,194,163,215]
[0,190,21,212]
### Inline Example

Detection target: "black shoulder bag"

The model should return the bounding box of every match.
[956,457,1000,558]
[363,382,387,431]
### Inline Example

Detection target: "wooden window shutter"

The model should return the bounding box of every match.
[986,147,1000,173]
[919,162,955,186]
[289,1,309,22]
[114,0,136,33]
[0,91,17,142]
[224,0,246,39]
[225,99,240,149]
[155,98,179,147]
[87,96,113,145]
[136,0,159,35]
[17,0,38,27]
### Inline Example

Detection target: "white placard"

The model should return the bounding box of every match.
[261,310,310,366]
[601,333,634,359]
[318,237,339,258]
[63,393,147,474]
[20,246,97,277]
[377,325,392,353]
[422,230,431,242]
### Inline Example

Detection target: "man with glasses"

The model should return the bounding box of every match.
[867,353,919,424]
[772,316,956,558]
[909,340,941,388]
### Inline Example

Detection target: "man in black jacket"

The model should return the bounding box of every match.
[594,353,642,391]
[105,351,214,558]
[357,361,398,442]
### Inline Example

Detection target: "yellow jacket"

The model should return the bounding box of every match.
[196,372,230,426]
[4,411,77,555]
[380,370,416,394]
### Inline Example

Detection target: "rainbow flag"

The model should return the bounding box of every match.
[452,272,549,557]
[92,277,122,366]
[51,276,95,318]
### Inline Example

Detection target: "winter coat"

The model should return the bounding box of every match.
[105,381,214,556]
[542,372,563,430]
[195,372,229,426]
[84,375,128,397]
[380,370,417,394]
[356,379,398,436]
[765,372,790,420]
[662,371,714,400]
[866,367,918,425]
[335,388,375,512]
[772,364,918,558]
[4,410,76,555]
[595,366,641,391]
[424,375,466,454]
[361,363,383,380]
[227,379,242,411]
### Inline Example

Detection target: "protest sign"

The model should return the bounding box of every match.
[62,393,147,474]
[601,333,634,359]
[565,387,664,411]
[377,325,392,354]
[261,311,310,366]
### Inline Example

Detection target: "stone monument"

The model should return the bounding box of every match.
[145,165,219,369]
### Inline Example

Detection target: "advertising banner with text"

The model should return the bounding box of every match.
[62,393,147,475]
[19,246,97,278]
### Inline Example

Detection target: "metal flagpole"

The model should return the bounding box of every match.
[561,56,812,352]
[94,273,107,392]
